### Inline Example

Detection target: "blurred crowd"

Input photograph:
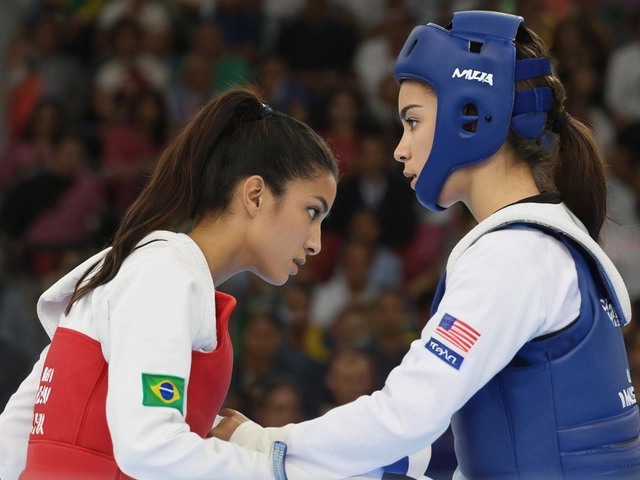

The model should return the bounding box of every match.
[1,0,640,477]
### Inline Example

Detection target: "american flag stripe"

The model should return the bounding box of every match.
[436,328,472,352]
[435,315,481,353]
[442,327,473,349]
[454,319,481,338]
[448,324,478,345]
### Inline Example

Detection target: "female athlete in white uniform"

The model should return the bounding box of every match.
[0,88,350,480]
[213,11,640,480]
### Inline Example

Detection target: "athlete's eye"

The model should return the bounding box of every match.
[407,119,418,130]
[308,207,320,220]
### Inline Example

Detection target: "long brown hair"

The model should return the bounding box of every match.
[64,87,338,315]
[507,24,607,239]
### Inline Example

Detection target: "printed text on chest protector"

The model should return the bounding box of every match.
[619,387,636,408]
[31,366,54,435]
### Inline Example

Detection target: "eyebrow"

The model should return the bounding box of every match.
[313,195,329,214]
[400,104,422,121]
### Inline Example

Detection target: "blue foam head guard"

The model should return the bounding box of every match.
[394,10,553,211]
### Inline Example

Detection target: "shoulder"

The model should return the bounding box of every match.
[456,227,575,279]
[448,226,577,308]
[452,227,579,334]
[114,232,211,292]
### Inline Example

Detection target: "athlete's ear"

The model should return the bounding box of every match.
[242,175,266,217]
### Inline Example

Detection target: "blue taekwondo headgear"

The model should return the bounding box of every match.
[394,10,553,211]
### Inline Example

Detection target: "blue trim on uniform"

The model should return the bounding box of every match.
[272,441,288,480]
[383,455,410,475]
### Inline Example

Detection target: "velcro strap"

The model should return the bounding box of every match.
[515,57,552,81]
[512,87,553,116]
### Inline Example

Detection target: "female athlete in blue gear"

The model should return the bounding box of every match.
[212,10,640,480]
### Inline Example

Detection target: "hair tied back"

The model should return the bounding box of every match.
[260,102,274,119]
[550,110,570,134]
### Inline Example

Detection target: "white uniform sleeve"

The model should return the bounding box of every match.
[231,230,579,479]
[104,251,278,479]
[0,345,49,480]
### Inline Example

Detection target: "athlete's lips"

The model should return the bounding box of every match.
[404,171,418,189]
[291,258,305,274]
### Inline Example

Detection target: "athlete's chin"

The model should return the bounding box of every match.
[258,270,289,287]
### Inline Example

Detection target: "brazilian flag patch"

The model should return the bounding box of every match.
[142,373,185,414]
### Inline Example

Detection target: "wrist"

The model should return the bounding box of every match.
[230,419,263,449]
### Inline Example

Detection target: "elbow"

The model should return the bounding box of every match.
[113,446,146,478]
[113,434,165,477]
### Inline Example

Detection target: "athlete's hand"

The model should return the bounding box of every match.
[207,408,250,441]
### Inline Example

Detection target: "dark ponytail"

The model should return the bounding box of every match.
[507,24,607,239]
[551,114,607,238]
[64,87,337,315]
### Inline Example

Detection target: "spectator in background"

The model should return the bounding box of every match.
[405,203,478,311]
[332,0,388,36]
[5,29,41,142]
[254,55,309,121]
[21,0,106,64]
[0,338,30,415]
[346,210,403,289]
[227,312,315,418]
[188,20,225,67]
[212,0,261,64]
[21,13,90,122]
[369,71,403,141]
[260,0,305,52]
[167,53,213,133]
[324,131,417,249]
[564,63,616,156]
[0,134,105,274]
[0,98,64,190]
[173,0,216,21]
[319,88,366,178]
[600,127,640,320]
[100,88,167,215]
[364,289,417,390]
[96,0,173,58]
[280,282,329,363]
[311,209,404,286]
[309,239,379,329]
[324,303,372,353]
[0,245,46,367]
[93,17,170,126]
[552,7,611,91]
[251,379,306,427]
[186,20,251,94]
[353,6,412,101]
[275,0,359,98]
[320,348,376,415]
[605,8,640,131]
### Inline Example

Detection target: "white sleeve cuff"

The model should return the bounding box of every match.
[230,420,268,451]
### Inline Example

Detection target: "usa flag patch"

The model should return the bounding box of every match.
[435,313,481,352]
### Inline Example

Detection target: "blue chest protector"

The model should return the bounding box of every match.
[431,223,640,479]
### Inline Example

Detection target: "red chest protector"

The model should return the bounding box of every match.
[20,291,236,480]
